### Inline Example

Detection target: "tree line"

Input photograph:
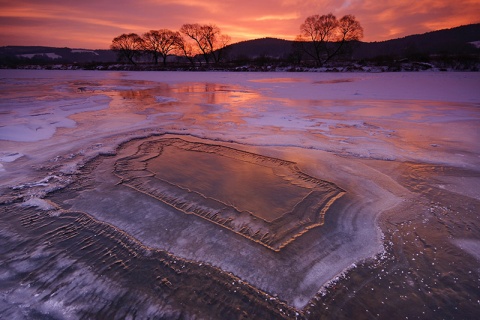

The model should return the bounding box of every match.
[110,23,230,66]
[110,14,363,67]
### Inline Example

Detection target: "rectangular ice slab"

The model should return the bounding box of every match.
[114,138,345,251]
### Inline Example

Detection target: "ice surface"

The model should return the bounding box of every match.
[1,71,478,164]
[113,137,344,251]
[0,70,479,317]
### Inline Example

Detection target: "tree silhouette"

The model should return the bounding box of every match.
[110,33,143,65]
[180,23,230,64]
[215,34,232,63]
[142,29,180,66]
[297,13,363,66]
[174,34,198,66]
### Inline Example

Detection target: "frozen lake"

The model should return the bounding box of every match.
[0,70,479,319]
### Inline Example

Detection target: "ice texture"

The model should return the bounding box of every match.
[0,70,479,318]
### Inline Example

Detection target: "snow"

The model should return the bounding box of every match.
[21,197,58,211]
[0,152,23,162]
[17,53,62,59]
[154,96,178,103]
[0,94,111,142]
[71,49,99,55]
[469,41,480,48]
[452,238,480,261]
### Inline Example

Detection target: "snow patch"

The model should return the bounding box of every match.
[0,94,111,142]
[21,198,58,211]
[13,175,62,190]
[71,49,99,55]
[18,53,62,59]
[452,238,480,261]
[0,152,24,162]
[155,96,178,104]
[469,41,480,48]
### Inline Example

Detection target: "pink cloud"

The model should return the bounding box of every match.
[0,0,478,48]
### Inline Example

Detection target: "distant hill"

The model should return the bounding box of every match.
[1,23,479,67]
[223,38,294,60]
[353,23,480,60]
[0,46,116,66]
[223,24,480,61]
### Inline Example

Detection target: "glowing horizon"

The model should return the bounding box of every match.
[0,0,478,49]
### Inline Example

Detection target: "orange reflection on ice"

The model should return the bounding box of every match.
[173,82,261,105]
[149,145,311,221]
[249,78,307,83]
[92,81,264,128]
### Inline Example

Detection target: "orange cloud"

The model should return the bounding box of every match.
[254,13,300,21]
[0,0,478,48]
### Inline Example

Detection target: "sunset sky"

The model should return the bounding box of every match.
[0,0,479,49]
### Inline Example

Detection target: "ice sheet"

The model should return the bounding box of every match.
[0,70,479,317]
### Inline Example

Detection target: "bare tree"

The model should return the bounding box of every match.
[297,13,363,66]
[214,34,231,63]
[339,15,364,41]
[180,23,230,64]
[142,29,180,66]
[110,33,143,65]
[180,23,211,64]
[173,34,198,66]
[328,15,364,61]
